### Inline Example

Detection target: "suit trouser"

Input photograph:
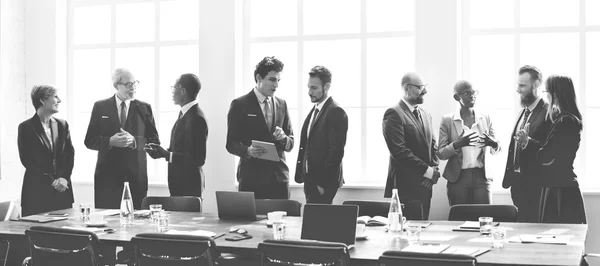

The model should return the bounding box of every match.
[239,177,290,200]
[510,173,542,223]
[447,168,491,206]
[539,186,586,224]
[304,182,339,204]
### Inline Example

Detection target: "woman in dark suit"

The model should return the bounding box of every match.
[516,75,586,223]
[18,85,74,216]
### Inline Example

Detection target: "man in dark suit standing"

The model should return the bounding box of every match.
[85,68,160,210]
[502,65,551,222]
[294,66,348,204]
[145,73,208,197]
[226,56,294,199]
[383,72,440,220]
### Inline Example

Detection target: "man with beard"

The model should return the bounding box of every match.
[383,72,440,220]
[502,65,551,222]
[437,80,501,206]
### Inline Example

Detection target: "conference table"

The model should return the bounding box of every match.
[0,209,587,266]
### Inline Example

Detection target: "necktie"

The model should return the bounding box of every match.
[178,111,183,120]
[413,107,424,131]
[120,101,127,129]
[308,108,320,133]
[264,98,273,130]
[514,108,531,171]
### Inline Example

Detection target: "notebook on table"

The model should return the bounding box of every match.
[216,191,267,221]
[19,215,68,223]
[301,204,359,248]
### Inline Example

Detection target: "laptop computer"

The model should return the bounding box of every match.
[301,204,359,247]
[215,191,267,221]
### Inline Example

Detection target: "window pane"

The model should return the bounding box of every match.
[116,2,155,43]
[469,0,514,29]
[366,108,388,186]
[155,111,178,181]
[250,0,297,37]
[73,49,112,113]
[304,40,361,107]
[249,42,298,108]
[586,32,600,107]
[584,108,600,186]
[341,108,362,184]
[520,0,579,27]
[469,35,514,110]
[367,37,414,106]
[520,33,579,87]
[303,0,360,35]
[73,5,111,45]
[586,0,600,25]
[159,45,199,113]
[367,0,414,32]
[487,109,514,189]
[287,108,300,178]
[71,112,97,182]
[160,0,199,41]
[115,47,156,105]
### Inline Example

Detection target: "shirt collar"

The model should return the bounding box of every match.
[314,96,331,111]
[453,106,484,121]
[401,98,417,112]
[525,97,542,112]
[115,94,131,108]
[180,100,197,116]
[253,87,269,104]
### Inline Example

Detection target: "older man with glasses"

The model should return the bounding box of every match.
[437,80,500,206]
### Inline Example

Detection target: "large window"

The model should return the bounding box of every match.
[238,0,416,186]
[461,0,599,188]
[67,0,200,183]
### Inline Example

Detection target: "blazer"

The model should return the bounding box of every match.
[437,110,500,183]
[383,100,439,198]
[226,90,294,184]
[294,97,348,188]
[502,99,551,188]
[18,115,74,216]
[84,95,160,192]
[167,103,208,197]
[528,112,581,188]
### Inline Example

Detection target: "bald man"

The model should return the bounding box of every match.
[382,72,440,219]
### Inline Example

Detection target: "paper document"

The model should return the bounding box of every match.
[513,234,573,245]
[95,210,121,216]
[166,229,216,237]
[442,246,490,257]
[251,140,280,162]
[401,243,450,253]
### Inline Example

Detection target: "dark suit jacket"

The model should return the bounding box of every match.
[294,97,348,188]
[502,99,551,188]
[383,101,439,198]
[226,90,294,185]
[18,115,74,216]
[84,95,159,208]
[167,103,208,197]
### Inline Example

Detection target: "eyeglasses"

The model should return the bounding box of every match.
[118,80,140,88]
[459,90,479,97]
[406,83,428,90]
[229,227,248,235]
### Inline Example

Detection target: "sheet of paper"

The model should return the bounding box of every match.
[95,210,121,216]
[62,226,104,233]
[401,244,450,253]
[460,221,480,229]
[419,234,458,241]
[166,229,216,237]
[539,228,570,235]
[443,246,490,257]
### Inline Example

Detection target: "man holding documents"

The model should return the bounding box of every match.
[294,66,348,204]
[226,56,294,199]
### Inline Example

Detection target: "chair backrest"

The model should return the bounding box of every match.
[342,200,424,220]
[255,199,302,216]
[258,239,350,266]
[448,204,518,222]
[132,233,218,266]
[0,201,14,221]
[141,196,202,212]
[379,250,477,266]
[25,226,102,266]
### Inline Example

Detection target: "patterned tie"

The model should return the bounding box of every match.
[264,97,273,130]
[514,108,531,171]
[120,101,127,129]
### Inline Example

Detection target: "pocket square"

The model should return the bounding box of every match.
[102,116,109,119]
[247,114,257,117]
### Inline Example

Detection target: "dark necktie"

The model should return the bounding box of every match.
[308,108,320,133]
[514,108,531,171]
[170,111,184,149]
[120,102,127,129]
[413,107,424,130]
[303,107,320,175]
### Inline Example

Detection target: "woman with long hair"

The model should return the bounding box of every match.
[517,75,586,223]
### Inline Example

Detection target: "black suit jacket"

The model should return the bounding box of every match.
[502,99,551,188]
[383,101,439,199]
[167,103,208,197]
[294,97,348,188]
[226,90,294,184]
[18,115,74,216]
[84,95,159,207]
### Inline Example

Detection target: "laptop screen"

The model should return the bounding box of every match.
[301,204,359,246]
[216,191,263,221]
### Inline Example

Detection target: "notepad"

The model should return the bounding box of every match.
[165,229,217,238]
[19,215,68,223]
[357,215,388,226]
[401,243,450,253]
[511,234,573,245]
[95,209,121,216]
[452,221,499,232]
[442,246,490,257]
[405,221,432,228]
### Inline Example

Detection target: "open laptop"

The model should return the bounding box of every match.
[301,204,359,248]
[216,191,267,221]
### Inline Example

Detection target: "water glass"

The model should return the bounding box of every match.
[79,203,92,220]
[157,212,169,233]
[405,224,421,245]
[272,221,286,240]
[492,227,507,248]
[149,204,162,223]
[479,217,493,236]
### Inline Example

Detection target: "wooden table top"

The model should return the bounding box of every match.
[0,209,587,266]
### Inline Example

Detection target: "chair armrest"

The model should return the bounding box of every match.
[21,257,31,266]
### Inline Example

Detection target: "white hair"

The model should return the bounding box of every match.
[112,68,131,88]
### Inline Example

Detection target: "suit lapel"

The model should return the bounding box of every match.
[31,115,52,152]
[248,91,271,134]
[109,96,121,129]
[50,118,59,154]
[125,101,139,131]
[453,118,462,139]
[400,101,426,139]
[308,97,333,141]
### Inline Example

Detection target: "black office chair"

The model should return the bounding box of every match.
[141,196,202,212]
[255,199,302,216]
[258,239,350,266]
[132,233,219,266]
[342,200,424,220]
[448,204,518,222]
[23,226,109,266]
[379,250,477,266]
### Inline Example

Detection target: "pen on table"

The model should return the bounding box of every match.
[536,235,556,239]
[421,243,440,246]
[213,233,226,240]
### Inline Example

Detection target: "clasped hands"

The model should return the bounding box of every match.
[247,126,287,158]
[453,131,498,150]
[421,167,441,190]
[109,128,135,148]
[144,143,169,159]
[48,173,68,192]
[514,123,530,148]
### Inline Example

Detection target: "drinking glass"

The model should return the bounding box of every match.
[492,227,507,248]
[479,217,493,236]
[157,211,169,233]
[149,204,162,223]
[79,203,92,220]
[405,224,421,245]
[272,220,286,240]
